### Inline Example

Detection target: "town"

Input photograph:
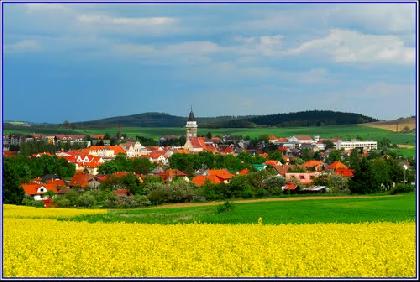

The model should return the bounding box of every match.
[3,108,414,208]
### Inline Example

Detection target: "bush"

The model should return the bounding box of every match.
[262,176,285,195]
[76,192,96,208]
[216,200,234,214]
[389,183,414,195]
[53,196,71,208]
[22,196,44,208]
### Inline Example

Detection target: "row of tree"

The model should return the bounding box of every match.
[3,155,76,204]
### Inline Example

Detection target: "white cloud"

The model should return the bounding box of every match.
[289,29,415,64]
[234,35,283,56]
[77,14,176,26]
[5,40,41,53]
[24,3,72,13]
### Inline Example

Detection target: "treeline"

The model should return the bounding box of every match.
[168,151,266,175]
[247,110,377,127]
[3,155,76,204]
[98,155,155,175]
[62,110,377,129]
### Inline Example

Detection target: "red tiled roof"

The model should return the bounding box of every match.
[208,169,234,180]
[284,182,298,190]
[70,172,90,188]
[159,169,187,181]
[265,160,280,167]
[335,168,354,177]
[96,175,109,182]
[295,135,313,141]
[303,160,323,168]
[190,137,206,148]
[328,161,348,170]
[32,151,53,157]
[278,146,288,152]
[3,151,17,157]
[21,183,41,195]
[87,146,126,155]
[191,175,221,186]
[239,168,249,175]
[149,151,166,159]
[259,152,269,158]
[113,188,130,196]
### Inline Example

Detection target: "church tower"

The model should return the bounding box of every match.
[185,106,198,140]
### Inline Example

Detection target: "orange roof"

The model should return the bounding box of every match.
[21,183,41,195]
[21,181,59,195]
[3,151,17,157]
[295,135,313,141]
[160,169,187,178]
[87,146,126,155]
[191,175,221,186]
[113,172,130,178]
[149,151,166,159]
[265,160,280,167]
[190,137,206,148]
[328,161,348,170]
[70,172,90,188]
[32,151,53,157]
[303,160,323,168]
[259,152,269,158]
[113,188,130,196]
[239,168,249,175]
[335,168,354,177]
[284,182,298,190]
[208,169,234,180]
[268,135,278,141]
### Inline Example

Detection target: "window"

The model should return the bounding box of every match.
[299,175,305,180]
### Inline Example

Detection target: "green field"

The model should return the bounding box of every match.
[70,193,415,225]
[4,124,415,145]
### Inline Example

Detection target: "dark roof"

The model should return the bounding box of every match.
[41,174,60,183]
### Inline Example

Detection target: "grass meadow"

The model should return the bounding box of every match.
[69,193,415,225]
[4,124,415,145]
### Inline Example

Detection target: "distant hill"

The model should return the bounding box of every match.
[69,110,377,128]
[363,117,415,132]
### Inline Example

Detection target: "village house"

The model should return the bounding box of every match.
[87,145,126,159]
[285,172,321,186]
[335,140,378,151]
[121,141,146,158]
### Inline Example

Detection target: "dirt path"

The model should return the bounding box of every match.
[154,194,401,209]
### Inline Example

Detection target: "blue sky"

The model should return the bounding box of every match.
[3,2,416,123]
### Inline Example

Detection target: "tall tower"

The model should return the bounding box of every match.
[185,106,198,140]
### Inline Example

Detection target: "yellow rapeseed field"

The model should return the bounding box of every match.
[2,204,106,219]
[2,205,416,277]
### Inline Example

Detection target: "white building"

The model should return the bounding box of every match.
[335,140,378,151]
[122,141,145,158]
[185,107,198,140]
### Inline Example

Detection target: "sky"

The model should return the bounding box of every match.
[2,1,417,123]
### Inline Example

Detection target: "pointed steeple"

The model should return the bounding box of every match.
[188,105,195,121]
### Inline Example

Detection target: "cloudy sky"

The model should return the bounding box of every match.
[3,2,417,123]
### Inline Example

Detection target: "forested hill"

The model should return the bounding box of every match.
[247,110,377,127]
[63,110,377,128]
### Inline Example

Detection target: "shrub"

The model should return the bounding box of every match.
[262,176,285,195]
[216,200,234,214]
[76,192,96,208]
[389,183,414,195]
[53,196,71,208]
[22,196,44,208]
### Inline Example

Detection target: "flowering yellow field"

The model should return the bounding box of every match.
[2,204,106,219]
[2,205,416,277]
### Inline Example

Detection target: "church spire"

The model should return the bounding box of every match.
[188,105,195,121]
